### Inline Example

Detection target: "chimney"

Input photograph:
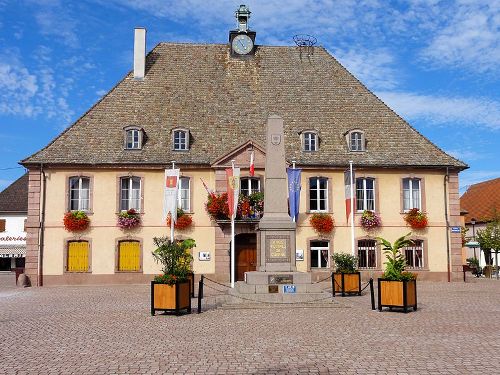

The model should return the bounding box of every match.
[134,27,146,79]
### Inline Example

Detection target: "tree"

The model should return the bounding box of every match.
[476,217,500,278]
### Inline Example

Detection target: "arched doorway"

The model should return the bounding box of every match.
[235,233,257,281]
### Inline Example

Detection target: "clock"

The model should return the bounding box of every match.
[231,34,254,55]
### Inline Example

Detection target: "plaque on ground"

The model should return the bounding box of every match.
[268,274,293,284]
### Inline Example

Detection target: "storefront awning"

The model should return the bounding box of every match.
[0,245,26,258]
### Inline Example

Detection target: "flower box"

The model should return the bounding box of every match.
[151,280,191,316]
[333,272,361,296]
[360,210,381,230]
[310,213,334,234]
[378,278,417,313]
[63,211,90,232]
[117,209,141,230]
[404,208,428,230]
[166,209,193,230]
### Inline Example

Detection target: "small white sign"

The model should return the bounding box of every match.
[198,252,211,261]
[296,249,304,261]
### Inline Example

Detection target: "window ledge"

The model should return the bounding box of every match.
[64,270,92,274]
[115,270,143,274]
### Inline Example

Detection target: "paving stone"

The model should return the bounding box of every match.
[0,280,499,374]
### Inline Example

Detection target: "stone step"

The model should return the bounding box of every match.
[219,301,349,310]
[225,290,334,304]
[234,281,327,294]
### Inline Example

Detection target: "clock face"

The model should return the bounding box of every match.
[232,34,254,55]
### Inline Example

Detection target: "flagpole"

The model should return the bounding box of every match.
[230,159,236,289]
[170,161,175,243]
[349,160,355,256]
[291,160,296,222]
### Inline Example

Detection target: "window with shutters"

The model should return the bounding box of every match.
[117,240,141,272]
[66,241,90,272]
[0,219,6,232]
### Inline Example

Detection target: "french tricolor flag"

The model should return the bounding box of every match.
[249,151,255,177]
[344,168,355,221]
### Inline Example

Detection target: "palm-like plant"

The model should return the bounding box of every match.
[376,233,415,281]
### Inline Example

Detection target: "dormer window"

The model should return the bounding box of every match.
[124,127,143,150]
[173,128,189,151]
[346,130,365,152]
[301,131,318,152]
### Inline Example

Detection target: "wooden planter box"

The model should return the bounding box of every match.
[151,280,191,316]
[333,272,361,296]
[378,278,417,313]
[188,272,195,297]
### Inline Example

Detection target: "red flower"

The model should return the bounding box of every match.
[166,210,193,230]
[63,211,90,232]
[404,208,428,229]
[309,213,334,234]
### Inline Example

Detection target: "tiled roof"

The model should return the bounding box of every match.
[0,174,28,213]
[461,177,500,224]
[22,43,467,170]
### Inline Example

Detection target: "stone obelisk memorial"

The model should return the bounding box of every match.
[257,115,296,272]
[239,115,319,298]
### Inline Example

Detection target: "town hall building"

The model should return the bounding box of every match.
[21,6,467,286]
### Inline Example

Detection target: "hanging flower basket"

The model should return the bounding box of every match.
[117,209,141,229]
[360,210,382,230]
[404,208,428,229]
[167,209,193,230]
[309,213,334,234]
[63,211,90,232]
[206,193,230,220]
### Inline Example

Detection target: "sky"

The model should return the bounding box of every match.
[0,0,499,194]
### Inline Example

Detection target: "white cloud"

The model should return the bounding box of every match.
[333,48,399,90]
[420,1,500,73]
[376,91,500,130]
[33,5,79,48]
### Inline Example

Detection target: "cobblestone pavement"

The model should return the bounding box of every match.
[1,279,499,374]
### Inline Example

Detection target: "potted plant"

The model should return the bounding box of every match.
[404,208,428,230]
[248,192,264,218]
[360,210,381,230]
[376,233,418,313]
[151,237,195,316]
[309,213,334,234]
[63,210,90,232]
[331,253,361,296]
[117,208,141,229]
[166,209,193,230]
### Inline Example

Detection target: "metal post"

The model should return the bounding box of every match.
[369,278,375,310]
[170,161,176,242]
[230,160,236,289]
[331,272,335,297]
[349,161,355,256]
[197,275,204,314]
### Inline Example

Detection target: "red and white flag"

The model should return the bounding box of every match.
[200,178,214,198]
[226,167,240,219]
[344,168,355,221]
[249,151,255,177]
[164,169,180,222]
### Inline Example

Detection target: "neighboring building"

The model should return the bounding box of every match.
[460,177,500,266]
[0,174,28,275]
[20,8,467,286]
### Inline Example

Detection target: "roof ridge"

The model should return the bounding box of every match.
[319,46,467,170]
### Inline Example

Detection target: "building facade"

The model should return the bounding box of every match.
[0,174,28,280]
[21,18,467,286]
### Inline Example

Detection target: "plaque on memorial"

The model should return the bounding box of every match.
[268,285,279,293]
[268,274,293,284]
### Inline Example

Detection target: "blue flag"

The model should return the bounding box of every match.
[287,168,302,222]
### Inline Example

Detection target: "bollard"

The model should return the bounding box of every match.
[369,278,375,310]
[331,272,335,298]
[197,275,204,314]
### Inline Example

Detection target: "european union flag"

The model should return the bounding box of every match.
[287,168,302,222]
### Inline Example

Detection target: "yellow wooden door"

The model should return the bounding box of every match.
[67,241,89,272]
[118,241,141,271]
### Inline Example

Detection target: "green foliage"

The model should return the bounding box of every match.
[466,257,480,269]
[152,237,195,283]
[331,253,358,273]
[476,217,500,252]
[376,233,417,281]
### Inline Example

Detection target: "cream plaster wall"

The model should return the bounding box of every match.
[42,169,215,276]
[42,167,450,279]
